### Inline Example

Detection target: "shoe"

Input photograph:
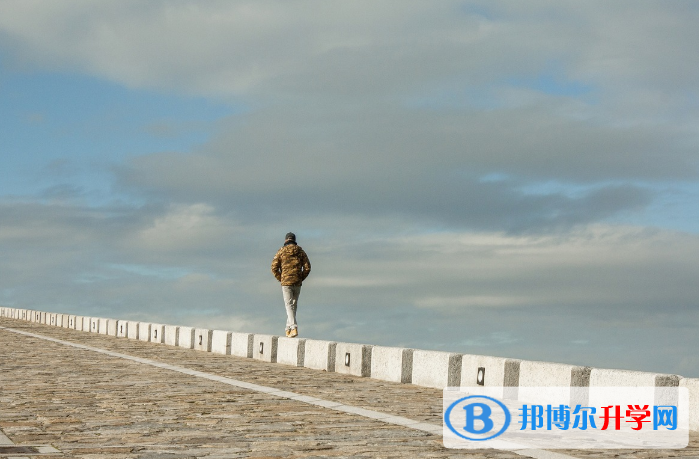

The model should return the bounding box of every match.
[285,329,291,337]
[289,328,298,338]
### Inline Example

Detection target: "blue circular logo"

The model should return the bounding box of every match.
[444,395,511,441]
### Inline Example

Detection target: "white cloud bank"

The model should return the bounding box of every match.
[1,200,697,374]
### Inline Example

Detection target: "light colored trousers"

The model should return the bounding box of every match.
[282,285,301,331]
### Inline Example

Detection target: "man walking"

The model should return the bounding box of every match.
[271,232,311,338]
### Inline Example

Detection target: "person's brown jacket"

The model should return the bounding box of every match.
[271,243,311,286]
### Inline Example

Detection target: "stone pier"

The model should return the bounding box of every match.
[1,318,697,459]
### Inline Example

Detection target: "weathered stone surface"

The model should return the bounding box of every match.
[518,360,591,406]
[126,321,139,340]
[194,328,213,352]
[253,334,278,363]
[116,320,129,338]
[177,326,195,350]
[277,337,305,367]
[335,342,372,377]
[150,323,165,344]
[460,354,520,400]
[164,324,179,346]
[211,330,231,355]
[138,322,151,342]
[682,378,699,431]
[230,332,253,358]
[371,346,413,384]
[303,339,335,372]
[411,350,461,389]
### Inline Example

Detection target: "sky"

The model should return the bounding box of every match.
[1,1,698,377]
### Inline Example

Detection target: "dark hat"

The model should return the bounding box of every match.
[285,232,296,242]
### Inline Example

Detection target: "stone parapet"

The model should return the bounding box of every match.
[4,308,698,433]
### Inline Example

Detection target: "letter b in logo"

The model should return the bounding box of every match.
[464,402,494,434]
[444,395,511,442]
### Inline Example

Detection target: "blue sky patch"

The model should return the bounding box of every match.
[0,65,244,200]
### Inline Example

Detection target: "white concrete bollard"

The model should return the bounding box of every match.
[126,321,140,340]
[138,322,151,341]
[680,378,699,431]
[211,330,232,355]
[335,342,373,377]
[303,339,336,372]
[253,334,278,363]
[116,320,129,338]
[370,346,413,384]
[411,350,462,389]
[178,326,196,349]
[89,317,100,333]
[230,332,254,358]
[164,325,180,346]
[277,337,305,366]
[518,360,591,406]
[461,355,521,399]
[98,318,113,335]
[590,368,680,387]
[194,329,213,352]
[150,324,165,343]
[589,368,680,408]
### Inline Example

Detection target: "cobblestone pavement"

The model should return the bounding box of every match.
[0,319,697,459]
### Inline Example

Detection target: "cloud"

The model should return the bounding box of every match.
[3,2,697,229]
[1,196,698,373]
[0,1,697,104]
[134,203,236,253]
[114,103,666,233]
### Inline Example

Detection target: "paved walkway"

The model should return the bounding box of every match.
[0,319,697,459]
